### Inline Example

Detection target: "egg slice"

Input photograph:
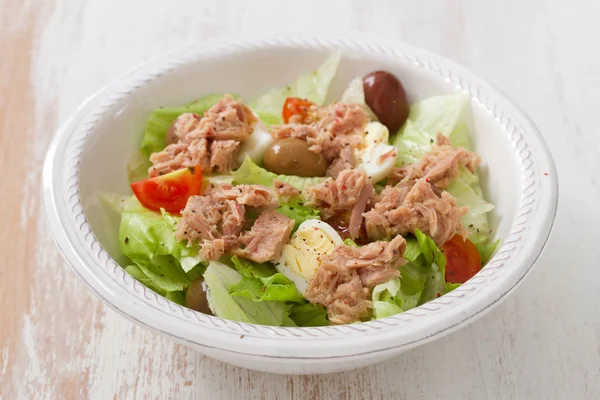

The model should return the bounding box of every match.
[356,121,398,183]
[276,219,344,294]
[237,112,274,165]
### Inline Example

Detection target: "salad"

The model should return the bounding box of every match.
[104,53,498,326]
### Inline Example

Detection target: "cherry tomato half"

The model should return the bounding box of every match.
[130,166,202,214]
[282,97,314,124]
[442,234,482,284]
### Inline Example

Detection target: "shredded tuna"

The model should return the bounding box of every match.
[314,103,369,138]
[348,179,374,240]
[221,200,245,236]
[273,180,301,200]
[305,235,406,325]
[210,140,240,173]
[198,238,226,260]
[388,134,480,188]
[187,95,256,142]
[271,124,318,141]
[234,211,294,263]
[149,139,210,177]
[207,183,278,209]
[176,196,222,242]
[363,178,467,245]
[325,144,357,178]
[149,95,255,177]
[306,168,369,219]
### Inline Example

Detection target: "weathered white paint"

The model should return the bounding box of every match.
[1,0,599,398]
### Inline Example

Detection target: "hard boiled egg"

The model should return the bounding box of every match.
[237,111,274,165]
[355,121,398,183]
[275,219,344,294]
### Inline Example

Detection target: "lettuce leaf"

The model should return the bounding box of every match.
[391,95,494,238]
[372,231,456,319]
[118,197,201,292]
[232,156,326,191]
[231,255,276,279]
[203,261,288,326]
[287,303,329,327]
[249,53,341,126]
[275,198,321,231]
[344,238,359,247]
[340,77,377,119]
[229,273,305,303]
[471,234,500,264]
[229,256,304,303]
[446,167,495,236]
[140,93,228,157]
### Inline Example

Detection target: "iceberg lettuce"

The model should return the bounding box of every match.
[203,261,289,326]
[249,53,341,126]
[391,95,494,239]
[372,230,455,320]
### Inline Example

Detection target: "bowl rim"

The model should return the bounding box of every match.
[42,33,558,360]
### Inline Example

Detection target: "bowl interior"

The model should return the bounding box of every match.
[79,46,520,274]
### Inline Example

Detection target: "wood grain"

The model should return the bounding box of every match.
[1,0,599,399]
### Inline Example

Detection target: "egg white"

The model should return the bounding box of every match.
[356,121,398,183]
[237,111,274,165]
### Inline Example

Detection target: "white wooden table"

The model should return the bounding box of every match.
[1,0,598,398]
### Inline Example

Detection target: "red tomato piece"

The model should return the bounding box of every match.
[442,234,482,284]
[130,166,202,214]
[282,97,314,124]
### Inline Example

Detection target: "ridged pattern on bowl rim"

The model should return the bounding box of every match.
[60,35,539,339]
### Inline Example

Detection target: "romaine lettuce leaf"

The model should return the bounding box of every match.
[249,53,341,126]
[140,93,228,157]
[232,156,326,191]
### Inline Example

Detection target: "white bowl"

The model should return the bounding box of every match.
[42,34,557,374]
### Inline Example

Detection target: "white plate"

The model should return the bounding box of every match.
[42,34,558,374]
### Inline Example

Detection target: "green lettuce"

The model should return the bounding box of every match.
[391,94,494,238]
[471,234,500,264]
[232,156,326,191]
[372,230,455,319]
[343,238,359,247]
[249,53,341,126]
[340,76,377,119]
[287,303,329,327]
[230,273,304,304]
[229,256,304,303]
[118,197,201,292]
[203,261,288,326]
[140,93,228,157]
[275,198,321,231]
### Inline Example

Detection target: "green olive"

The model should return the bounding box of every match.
[263,138,327,177]
[185,277,213,315]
